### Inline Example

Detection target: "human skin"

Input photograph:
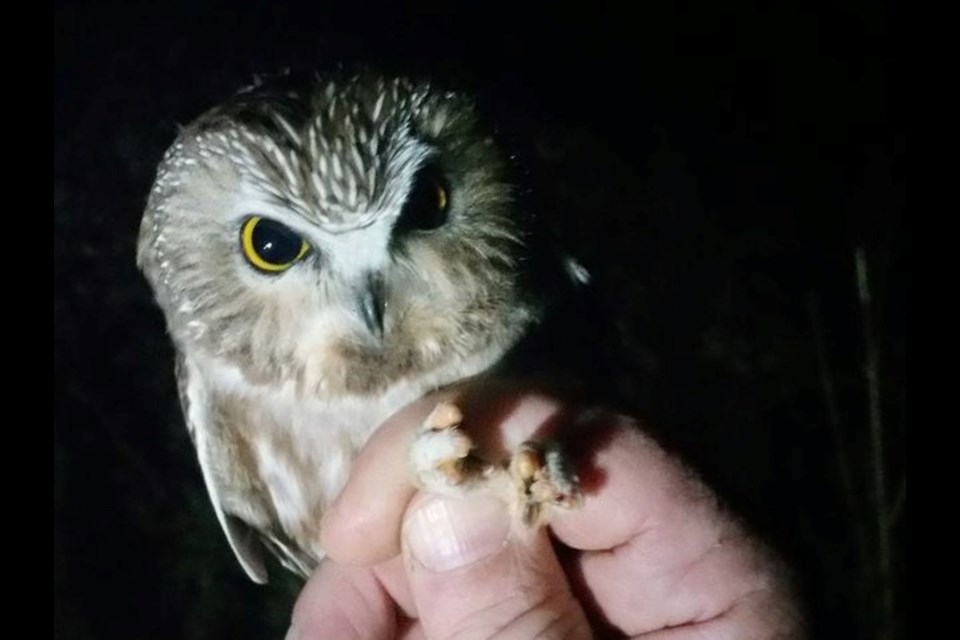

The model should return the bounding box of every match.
[289,385,804,639]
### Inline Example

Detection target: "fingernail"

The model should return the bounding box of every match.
[403,495,509,572]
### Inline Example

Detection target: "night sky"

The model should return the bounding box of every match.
[54,2,903,638]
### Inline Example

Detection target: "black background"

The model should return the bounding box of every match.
[54,2,904,638]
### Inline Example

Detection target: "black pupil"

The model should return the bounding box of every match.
[253,218,302,264]
[395,164,448,233]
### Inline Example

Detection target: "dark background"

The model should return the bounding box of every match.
[54,1,904,638]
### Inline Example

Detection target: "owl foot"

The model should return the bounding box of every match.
[410,401,582,528]
[510,440,583,528]
[410,402,496,492]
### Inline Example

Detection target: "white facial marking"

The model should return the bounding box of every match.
[321,218,394,277]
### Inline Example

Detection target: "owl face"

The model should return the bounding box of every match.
[139,76,542,396]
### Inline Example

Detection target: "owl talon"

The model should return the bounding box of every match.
[422,401,464,432]
[510,441,583,528]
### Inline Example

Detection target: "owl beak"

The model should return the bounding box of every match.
[358,274,386,340]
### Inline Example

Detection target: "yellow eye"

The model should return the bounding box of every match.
[240,216,310,273]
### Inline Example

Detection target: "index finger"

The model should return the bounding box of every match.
[549,416,800,636]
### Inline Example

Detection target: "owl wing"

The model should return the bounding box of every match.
[175,355,269,584]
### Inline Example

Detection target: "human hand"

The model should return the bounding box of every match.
[289,386,803,639]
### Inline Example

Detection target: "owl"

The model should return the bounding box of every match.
[138,73,584,583]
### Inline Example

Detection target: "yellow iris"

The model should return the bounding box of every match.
[436,183,448,212]
[240,216,310,273]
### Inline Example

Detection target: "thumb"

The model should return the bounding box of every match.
[402,493,591,640]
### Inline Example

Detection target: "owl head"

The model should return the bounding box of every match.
[138,74,558,396]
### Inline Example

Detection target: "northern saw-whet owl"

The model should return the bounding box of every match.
[138,73,585,583]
